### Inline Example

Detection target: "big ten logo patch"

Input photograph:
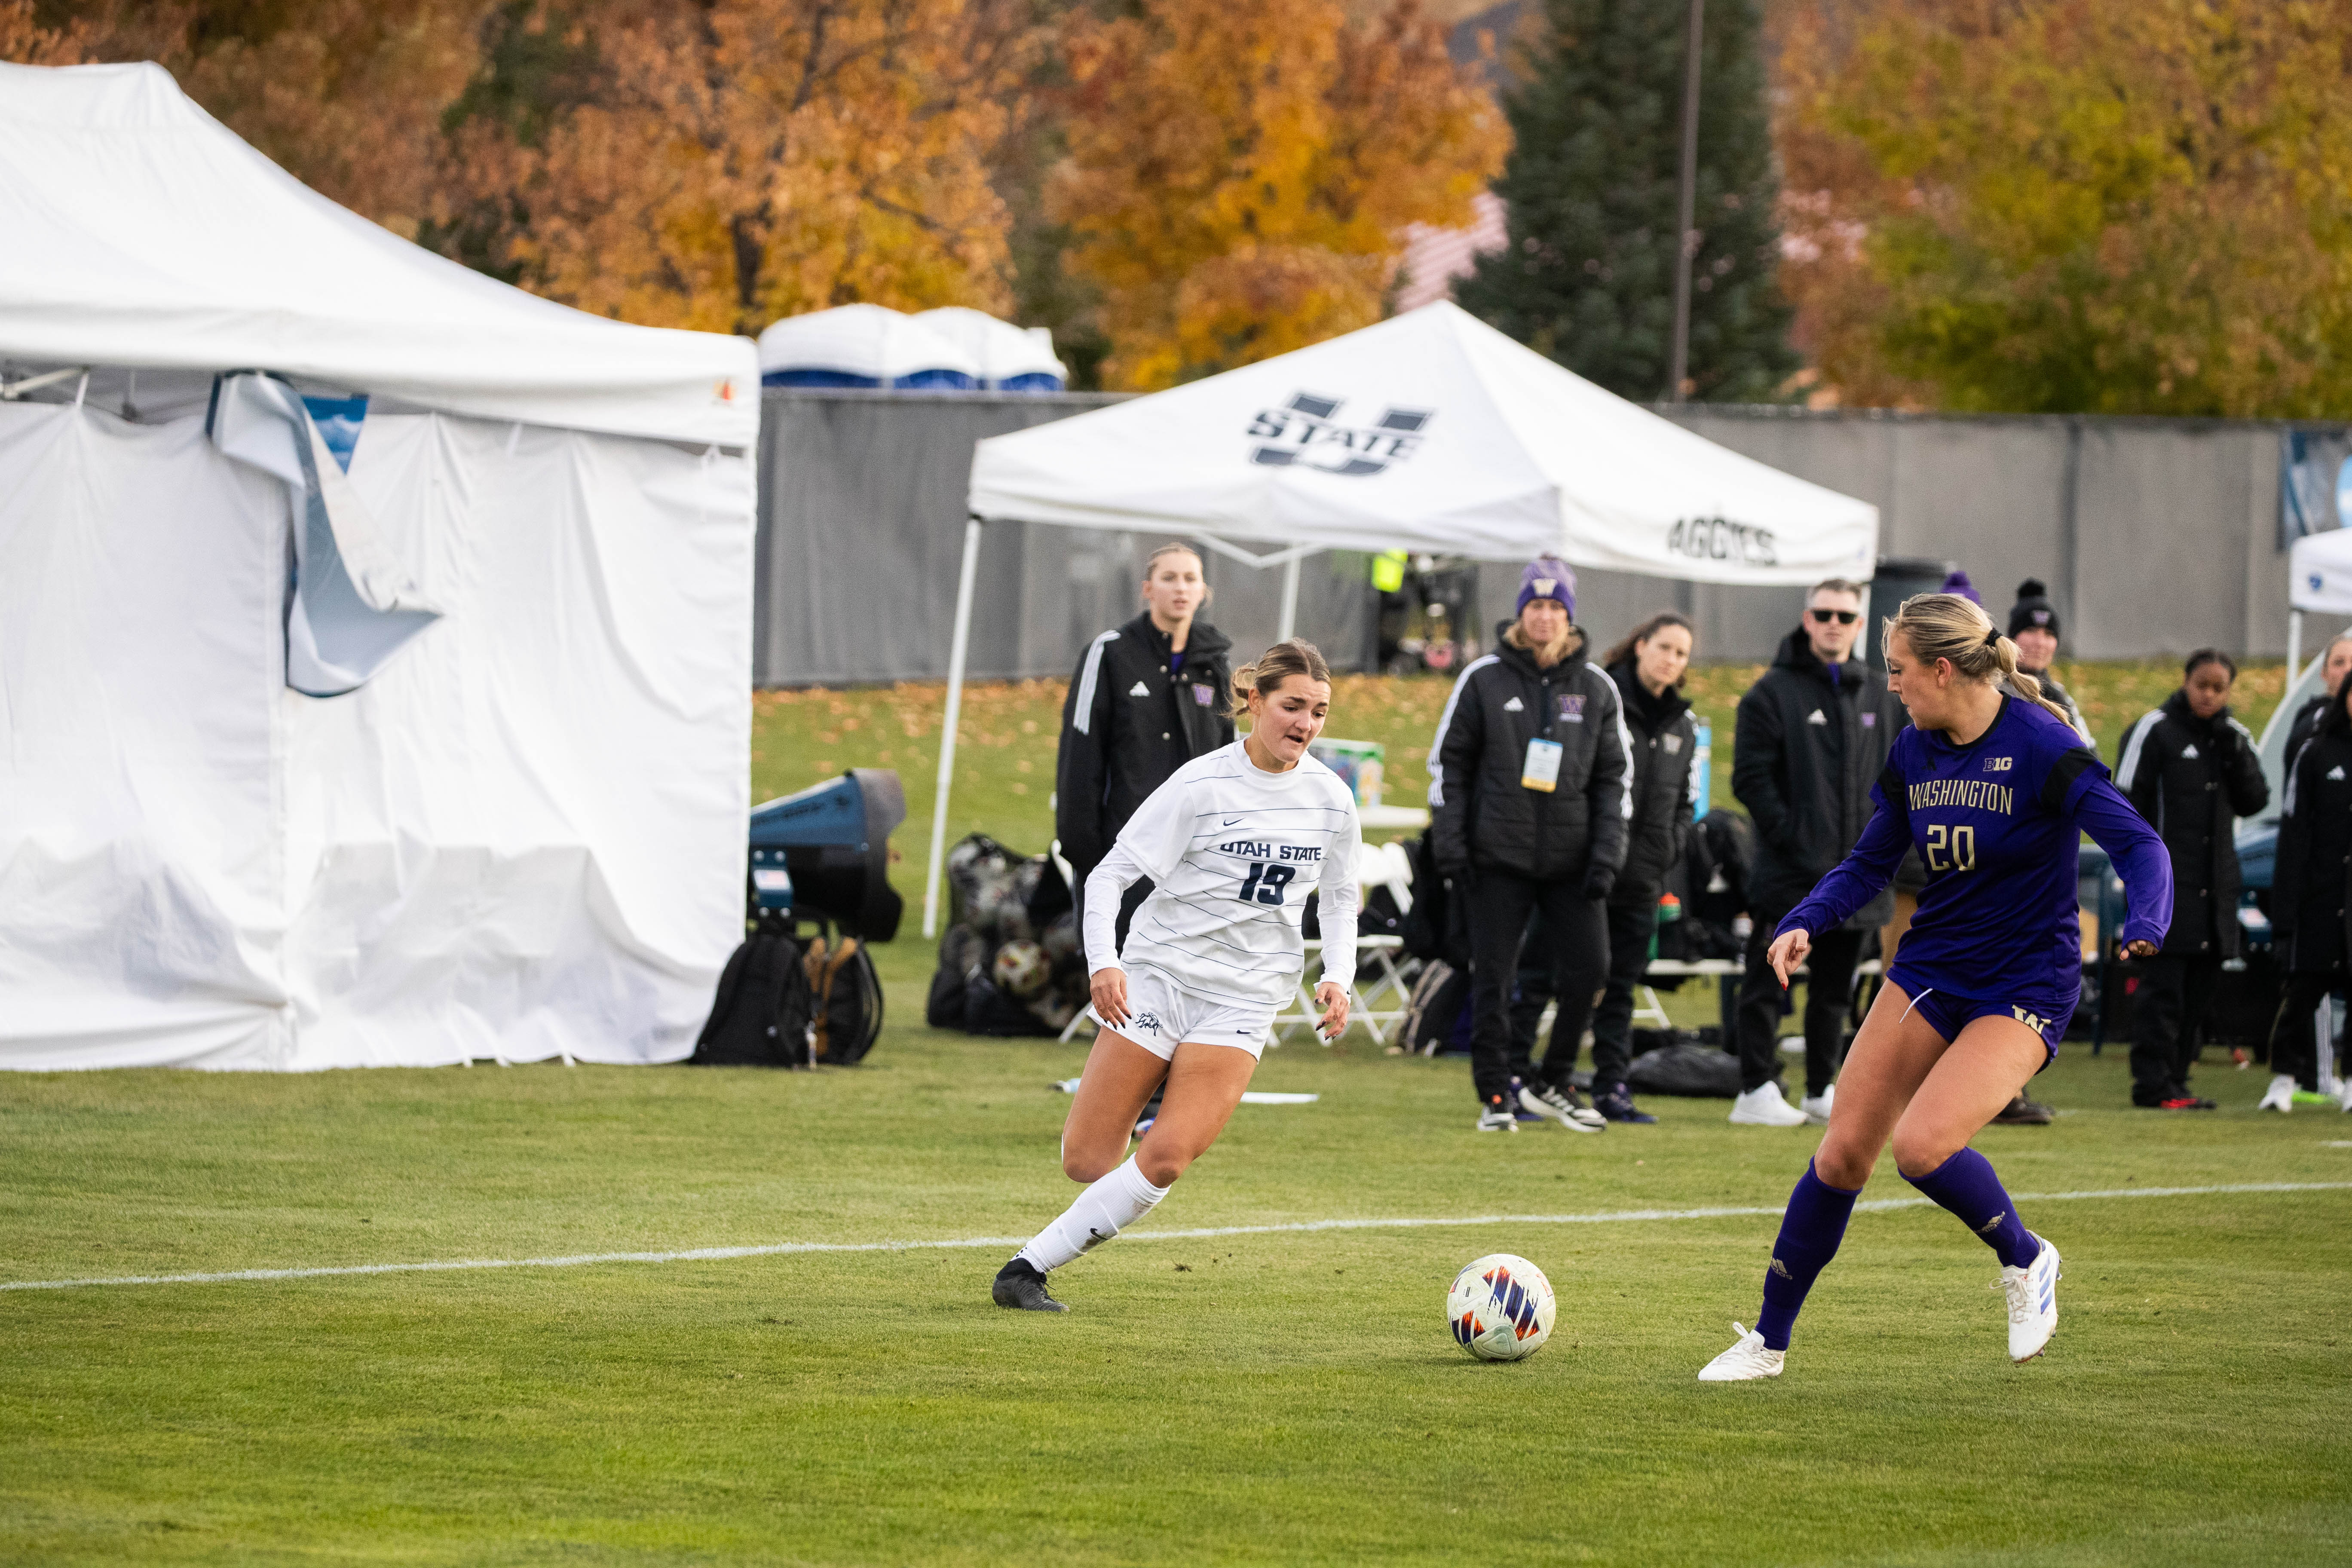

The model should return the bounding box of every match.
[1985,756,2015,772]
[1246,393,1433,477]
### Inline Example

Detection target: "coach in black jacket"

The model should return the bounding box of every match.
[1055,545,1235,939]
[2115,652,2269,1108]
[1430,559,1631,1130]
[1727,580,1905,1125]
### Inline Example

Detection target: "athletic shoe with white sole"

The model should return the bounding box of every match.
[992,1258,1068,1313]
[2000,1234,2060,1361]
[1476,1094,1519,1133]
[1697,1322,1784,1381]
[1798,1085,1835,1124]
[1519,1078,1603,1133]
[2258,1073,2295,1113]
[1728,1082,1810,1127]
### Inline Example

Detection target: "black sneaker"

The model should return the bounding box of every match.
[1991,1093,2053,1126]
[992,1257,1068,1312]
[1592,1083,1657,1124]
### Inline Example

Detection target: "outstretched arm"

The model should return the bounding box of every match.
[1774,776,1911,942]
[2072,772,2174,954]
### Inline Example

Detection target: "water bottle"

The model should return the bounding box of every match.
[1691,721,1712,820]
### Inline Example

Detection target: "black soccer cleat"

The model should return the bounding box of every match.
[992,1257,1068,1312]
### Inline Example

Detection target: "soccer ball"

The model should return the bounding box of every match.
[992,939,1052,998]
[1446,1253,1556,1361]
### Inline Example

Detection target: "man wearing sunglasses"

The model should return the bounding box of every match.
[1727,579,1906,1127]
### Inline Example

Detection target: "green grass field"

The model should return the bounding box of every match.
[5,663,2343,1565]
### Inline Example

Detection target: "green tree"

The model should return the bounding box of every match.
[1459,0,1795,401]
[1778,0,2352,418]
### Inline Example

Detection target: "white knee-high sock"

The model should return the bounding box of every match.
[1015,1157,1170,1273]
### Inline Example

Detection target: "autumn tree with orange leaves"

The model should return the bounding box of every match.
[1050,0,1507,391]
[436,0,1042,334]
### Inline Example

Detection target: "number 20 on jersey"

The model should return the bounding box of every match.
[1923,822,1976,873]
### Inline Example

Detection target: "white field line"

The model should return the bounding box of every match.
[4,1180,2347,1295]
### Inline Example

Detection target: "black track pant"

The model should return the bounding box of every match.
[1579,898,1660,1093]
[2128,952,2222,1103]
[1507,900,1653,1092]
[1735,919,1862,1096]
[1467,868,1608,1104]
[2265,971,2342,1092]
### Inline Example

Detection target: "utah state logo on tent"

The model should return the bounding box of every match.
[1246,393,1432,477]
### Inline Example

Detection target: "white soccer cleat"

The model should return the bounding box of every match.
[1697,1322,1784,1381]
[1729,1082,1810,1127]
[2258,1073,2295,1113]
[1799,1085,1835,1124]
[2000,1234,2061,1362]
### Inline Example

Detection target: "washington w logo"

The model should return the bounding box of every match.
[1246,393,1433,476]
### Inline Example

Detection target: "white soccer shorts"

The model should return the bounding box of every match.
[1088,965,1274,1061]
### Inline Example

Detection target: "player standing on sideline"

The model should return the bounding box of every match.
[2114,651,2268,1110]
[1057,544,1236,949]
[994,641,1360,1312]
[2005,579,2092,743]
[2258,672,2352,1114]
[1728,579,1905,1127]
[2282,629,2352,763]
[1697,594,2172,1380]
[1428,559,1630,1134]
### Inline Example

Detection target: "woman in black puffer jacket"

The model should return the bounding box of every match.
[2260,676,2352,1113]
[1429,559,1631,1133]
[2114,649,2270,1109]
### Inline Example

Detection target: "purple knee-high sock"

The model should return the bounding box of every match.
[1755,1162,1860,1351]
[1904,1146,2040,1270]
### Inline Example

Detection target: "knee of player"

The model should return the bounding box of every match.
[1811,1142,1875,1191]
[1889,1124,1961,1181]
[1135,1147,1191,1189]
[1063,1149,1118,1184]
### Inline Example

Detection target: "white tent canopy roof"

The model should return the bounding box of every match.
[0,61,756,447]
[2291,528,2352,613]
[757,303,980,382]
[913,307,1066,386]
[968,301,1876,585]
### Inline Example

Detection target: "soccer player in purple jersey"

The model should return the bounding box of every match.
[1699,593,2174,1379]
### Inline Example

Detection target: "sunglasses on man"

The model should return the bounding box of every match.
[1808,608,1860,625]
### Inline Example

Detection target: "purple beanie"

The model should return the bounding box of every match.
[1517,557,1576,618]
[1940,570,1983,606]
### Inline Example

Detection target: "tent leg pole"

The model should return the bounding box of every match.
[924,519,984,939]
[2287,610,2303,693]
[1277,551,1302,643]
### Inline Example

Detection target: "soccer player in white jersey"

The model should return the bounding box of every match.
[994,640,1362,1312]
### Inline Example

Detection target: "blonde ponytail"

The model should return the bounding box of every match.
[1885,593,2072,726]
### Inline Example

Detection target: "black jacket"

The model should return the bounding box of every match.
[1054,613,1234,872]
[2031,671,2091,742]
[1430,626,1631,886]
[2272,725,2352,974]
[2115,690,2269,957]
[1607,660,1698,906]
[2285,692,2328,766]
[1731,629,1905,926]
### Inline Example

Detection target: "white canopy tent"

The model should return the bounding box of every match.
[925,301,1880,932]
[0,61,760,1070]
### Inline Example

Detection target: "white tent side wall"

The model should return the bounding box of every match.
[282,416,755,1069]
[0,402,755,1070]
[0,404,294,1066]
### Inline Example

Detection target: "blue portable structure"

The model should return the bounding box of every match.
[748,769,908,940]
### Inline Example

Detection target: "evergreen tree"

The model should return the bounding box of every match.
[1457,0,1795,402]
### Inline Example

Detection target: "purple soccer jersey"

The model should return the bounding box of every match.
[1779,695,2171,1020]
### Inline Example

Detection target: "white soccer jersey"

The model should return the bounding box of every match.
[1083,742,1363,1010]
